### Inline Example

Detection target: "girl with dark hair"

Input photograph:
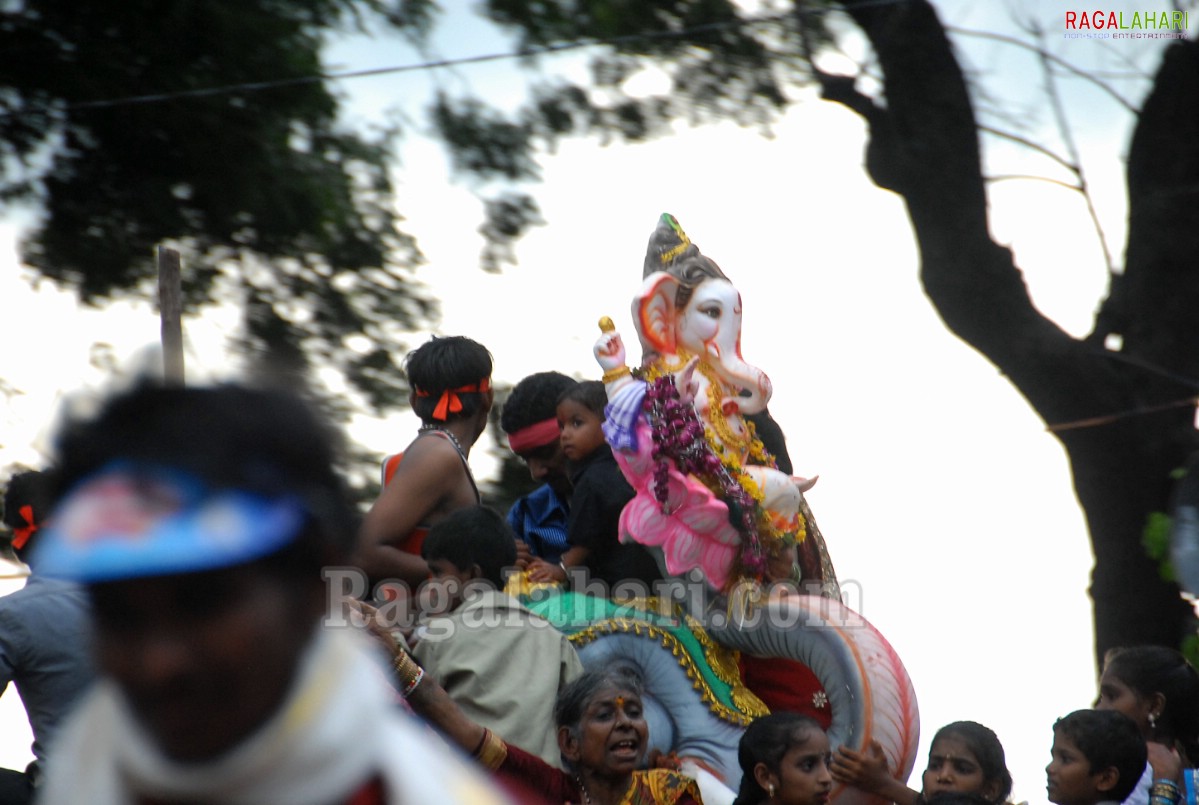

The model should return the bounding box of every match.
[1096,644,1199,799]
[832,721,1012,805]
[732,712,832,805]
[355,335,494,590]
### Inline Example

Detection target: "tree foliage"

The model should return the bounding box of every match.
[0,0,438,418]
[5,0,1198,656]
[415,0,1199,659]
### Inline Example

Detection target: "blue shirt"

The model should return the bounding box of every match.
[506,484,570,563]
[0,574,95,763]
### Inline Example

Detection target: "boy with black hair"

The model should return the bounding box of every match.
[1047,709,1148,805]
[32,382,513,804]
[500,371,578,565]
[412,505,582,769]
[356,335,494,590]
[526,381,662,590]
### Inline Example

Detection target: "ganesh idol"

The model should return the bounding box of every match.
[594,213,836,598]
[500,214,919,805]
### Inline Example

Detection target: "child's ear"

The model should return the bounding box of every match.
[1093,765,1120,794]
[753,762,779,797]
[982,778,1003,803]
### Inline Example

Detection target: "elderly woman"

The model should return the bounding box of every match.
[372,609,702,805]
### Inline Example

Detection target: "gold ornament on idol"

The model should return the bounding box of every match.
[598,317,631,383]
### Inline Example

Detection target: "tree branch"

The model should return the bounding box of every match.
[947,25,1142,114]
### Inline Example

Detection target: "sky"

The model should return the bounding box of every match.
[0,2,1190,802]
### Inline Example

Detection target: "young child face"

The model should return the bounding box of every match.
[923,735,996,802]
[762,729,833,805]
[424,556,475,612]
[1045,731,1109,805]
[556,399,606,463]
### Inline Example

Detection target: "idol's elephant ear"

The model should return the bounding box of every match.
[633,271,680,357]
[707,593,921,805]
[523,591,763,790]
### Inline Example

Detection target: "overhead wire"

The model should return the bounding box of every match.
[1,10,798,119]
[0,0,916,119]
[8,0,1192,438]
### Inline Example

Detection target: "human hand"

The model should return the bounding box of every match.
[347,599,401,657]
[526,557,567,584]
[514,539,532,569]
[1148,741,1182,784]
[831,740,891,793]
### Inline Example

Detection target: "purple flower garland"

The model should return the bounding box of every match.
[643,374,768,580]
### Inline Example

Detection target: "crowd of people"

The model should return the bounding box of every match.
[1,332,1198,805]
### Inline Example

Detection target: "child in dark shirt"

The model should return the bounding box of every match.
[526,381,662,591]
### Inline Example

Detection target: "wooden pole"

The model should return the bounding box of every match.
[157,246,185,385]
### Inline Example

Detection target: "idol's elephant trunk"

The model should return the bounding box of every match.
[709,356,772,416]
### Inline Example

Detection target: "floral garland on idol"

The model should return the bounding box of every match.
[640,369,804,590]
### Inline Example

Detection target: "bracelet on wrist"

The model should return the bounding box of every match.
[601,365,631,384]
[392,650,425,698]
[1152,787,1182,805]
[473,728,508,771]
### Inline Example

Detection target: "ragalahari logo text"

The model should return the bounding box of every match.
[1064,9,1190,39]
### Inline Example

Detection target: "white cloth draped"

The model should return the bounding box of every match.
[38,627,511,805]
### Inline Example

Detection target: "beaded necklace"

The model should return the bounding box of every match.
[575,776,592,804]
[418,424,468,461]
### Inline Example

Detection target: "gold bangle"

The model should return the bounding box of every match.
[474,728,508,771]
[392,650,424,697]
[601,365,631,384]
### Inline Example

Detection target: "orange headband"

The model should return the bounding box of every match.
[415,378,491,421]
[11,505,37,551]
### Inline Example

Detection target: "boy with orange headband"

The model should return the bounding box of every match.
[355,335,494,592]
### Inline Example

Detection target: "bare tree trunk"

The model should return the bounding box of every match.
[825,0,1199,663]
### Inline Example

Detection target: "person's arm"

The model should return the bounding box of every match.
[1147,741,1183,785]
[400,652,488,757]
[505,503,533,569]
[352,598,487,754]
[527,545,590,584]
[831,741,919,805]
[354,438,462,587]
